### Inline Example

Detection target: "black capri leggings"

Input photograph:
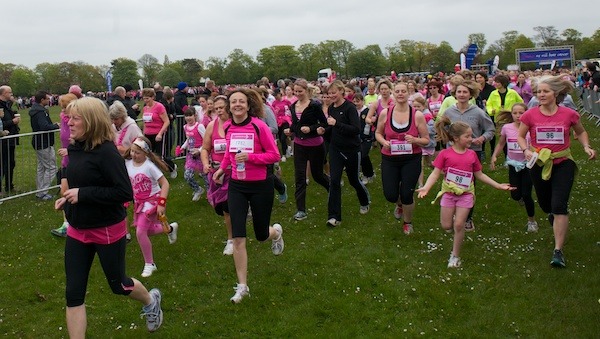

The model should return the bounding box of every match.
[508,166,535,217]
[529,159,576,215]
[65,234,134,307]
[228,178,274,241]
[380,154,422,205]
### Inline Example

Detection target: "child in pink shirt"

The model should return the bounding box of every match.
[490,103,537,232]
[418,117,513,268]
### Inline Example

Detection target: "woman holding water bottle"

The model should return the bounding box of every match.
[517,75,596,268]
[212,88,284,304]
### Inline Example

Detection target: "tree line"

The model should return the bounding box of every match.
[1,26,599,96]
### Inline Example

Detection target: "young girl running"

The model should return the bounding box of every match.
[125,136,178,278]
[177,107,207,201]
[412,96,436,188]
[417,117,513,268]
[490,103,538,232]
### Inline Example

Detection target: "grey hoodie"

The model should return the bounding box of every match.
[442,104,495,152]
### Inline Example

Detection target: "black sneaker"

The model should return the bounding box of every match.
[550,249,566,268]
[547,213,554,227]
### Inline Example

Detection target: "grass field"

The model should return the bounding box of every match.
[1,103,599,338]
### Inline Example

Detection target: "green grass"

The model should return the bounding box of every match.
[1,105,599,338]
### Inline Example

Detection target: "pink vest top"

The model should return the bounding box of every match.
[381,105,422,156]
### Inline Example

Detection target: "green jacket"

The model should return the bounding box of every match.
[485,88,523,118]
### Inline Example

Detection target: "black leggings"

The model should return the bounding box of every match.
[228,178,274,241]
[65,235,134,307]
[508,166,535,217]
[380,154,421,205]
[293,143,330,212]
[529,159,576,215]
[360,141,374,178]
[277,122,290,156]
[328,146,370,220]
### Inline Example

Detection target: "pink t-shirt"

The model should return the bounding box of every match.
[380,105,422,156]
[220,117,280,181]
[501,123,529,162]
[142,102,166,135]
[520,106,579,164]
[210,119,227,164]
[433,147,482,192]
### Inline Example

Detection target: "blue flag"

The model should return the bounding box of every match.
[465,44,478,69]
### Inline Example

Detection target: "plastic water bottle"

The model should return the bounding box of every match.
[236,150,246,180]
[363,123,371,136]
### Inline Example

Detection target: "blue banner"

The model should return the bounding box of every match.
[518,48,571,63]
[465,44,478,69]
[106,70,113,93]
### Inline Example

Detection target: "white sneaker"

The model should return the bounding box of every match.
[359,205,370,215]
[168,222,178,244]
[327,218,341,227]
[286,146,293,157]
[230,284,249,304]
[527,221,539,233]
[271,223,284,255]
[192,187,204,201]
[223,239,234,255]
[141,288,163,332]
[393,204,403,220]
[141,263,157,277]
[170,164,178,179]
[280,156,286,162]
[447,255,461,268]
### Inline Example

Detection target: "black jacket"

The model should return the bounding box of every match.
[107,94,139,119]
[289,99,327,140]
[174,91,188,115]
[326,100,361,152]
[0,99,20,146]
[64,140,133,229]
[29,103,58,150]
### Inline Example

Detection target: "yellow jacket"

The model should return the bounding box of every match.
[485,88,523,118]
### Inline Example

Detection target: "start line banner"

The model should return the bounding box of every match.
[517,47,572,63]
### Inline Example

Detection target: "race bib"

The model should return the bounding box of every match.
[445,167,473,189]
[506,138,521,152]
[535,127,564,145]
[142,112,153,123]
[229,133,255,153]
[390,140,413,155]
[213,139,226,153]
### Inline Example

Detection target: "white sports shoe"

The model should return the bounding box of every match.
[170,164,178,179]
[271,223,284,255]
[447,255,461,268]
[223,240,234,255]
[192,187,204,201]
[359,205,370,215]
[230,284,249,304]
[527,221,539,233]
[327,218,341,227]
[141,288,163,332]
[141,263,157,277]
[168,222,178,244]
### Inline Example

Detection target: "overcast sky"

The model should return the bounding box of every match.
[3,0,598,69]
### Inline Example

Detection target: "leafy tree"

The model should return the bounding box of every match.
[157,67,182,88]
[257,45,301,81]
[0,63,17,85]
[429,41,457,73]
[205,57,226,84]
[467,33,487,54]
[533,26,560,47]
[9,67,37,96]
[317,41,339,73]
[347,45,387,77]
[110,58,139,89]
[180,58,203,85]
[297,43,320,79]
[223,49,256,84]
[138,54,161,86]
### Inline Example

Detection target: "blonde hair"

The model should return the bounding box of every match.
[451,79,480,99]
[122,135,169,172]
[59,93,78,109]
[495,103,528,125]
[532,75,574,104]
[435,115,471,144]
[67,97,115,151]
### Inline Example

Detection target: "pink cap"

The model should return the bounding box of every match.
[69,85,83,98]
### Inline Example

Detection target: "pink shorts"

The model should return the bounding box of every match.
[440,192,474,208]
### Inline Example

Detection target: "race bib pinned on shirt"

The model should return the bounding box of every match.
[535,127,564,145]
[213,139,226,153]
[445,167,473,189]
[142,112,153,123]
[229,133,255,153]
[506,138,521,152]
[390,140,413,155]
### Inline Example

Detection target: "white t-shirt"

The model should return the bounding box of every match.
[126,158,163,212]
